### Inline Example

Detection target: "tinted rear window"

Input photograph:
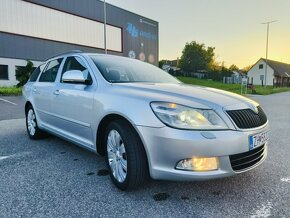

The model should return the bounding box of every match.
[29,64,45,82]
[39,58,63,83]
[29,66,40,82]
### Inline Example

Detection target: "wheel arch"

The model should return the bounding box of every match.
[96,114,148,162]
[25,101,33,114]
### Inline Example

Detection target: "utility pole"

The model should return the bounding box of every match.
[103,0,107,54]
[261,20,277,86]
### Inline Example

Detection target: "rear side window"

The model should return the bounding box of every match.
[39,58,63,82]
[29,64,44,82]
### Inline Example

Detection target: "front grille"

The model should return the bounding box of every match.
[229,144,266,171]
[226,106,267,129]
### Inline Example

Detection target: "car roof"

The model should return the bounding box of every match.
[45,51,129,61]
[44,51,147,67]
[44,50,83,61]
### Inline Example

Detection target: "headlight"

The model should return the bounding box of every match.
[150,102,228,130]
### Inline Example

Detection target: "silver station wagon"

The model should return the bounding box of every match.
[23,51,270,190]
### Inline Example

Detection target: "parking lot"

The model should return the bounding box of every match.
[0,93,290,217]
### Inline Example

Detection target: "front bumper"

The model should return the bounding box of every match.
[136,123,269,181]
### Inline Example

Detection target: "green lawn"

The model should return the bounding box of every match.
[1,78,290,96]
[0,86,22,96]
[177,76,290,95]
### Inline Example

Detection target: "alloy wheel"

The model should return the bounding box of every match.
[27,109,36,136]
[107,129,128,182]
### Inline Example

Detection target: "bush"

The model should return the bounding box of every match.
[204,70,232,81]
[0,87,22,96]
[15,60,34,87]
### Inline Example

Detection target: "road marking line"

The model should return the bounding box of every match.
[250,201,273,218]
[0,155,10,161]
[281,177,290,183]
[0,152,31,161]
[0,97,17,105]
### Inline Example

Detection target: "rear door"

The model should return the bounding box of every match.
[32,58,64,126]
[23,64,45,100]
[49,55,96,148]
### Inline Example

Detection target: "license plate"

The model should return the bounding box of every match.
[249,131,269,150]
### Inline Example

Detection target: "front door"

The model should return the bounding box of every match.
[49,56,96,148]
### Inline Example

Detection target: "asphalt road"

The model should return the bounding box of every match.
[0,96,25,120]
[0,93,290,217]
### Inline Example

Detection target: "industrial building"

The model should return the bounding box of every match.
[0,0,159,86]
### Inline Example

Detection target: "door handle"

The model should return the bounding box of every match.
[32,87,39,94]
[53,90,60,95]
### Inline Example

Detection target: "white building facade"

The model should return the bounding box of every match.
[248,58,290,87]
[247,59,275,86]
[0,58,42,87]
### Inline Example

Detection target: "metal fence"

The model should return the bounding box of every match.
[223,76,244,84]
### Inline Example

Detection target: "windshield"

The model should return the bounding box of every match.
[89,55,180,84]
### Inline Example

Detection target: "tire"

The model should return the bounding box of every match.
[25,105,47,139]
[105,120,149,190]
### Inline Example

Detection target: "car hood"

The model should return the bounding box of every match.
[112,83,258,110]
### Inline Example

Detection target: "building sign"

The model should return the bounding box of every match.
[242,78,248,85]
[260,75,264,81]
[125,20,158,65]
[126,22,157,41]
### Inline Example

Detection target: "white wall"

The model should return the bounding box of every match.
[247,59,274,86]
[0,58,42,87]
[0,0,122,52]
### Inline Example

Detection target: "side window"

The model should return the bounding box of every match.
[61,56,92,82]
[39,58,63,82]
[29,64,45,82]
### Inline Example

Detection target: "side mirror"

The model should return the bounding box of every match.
[62,70,92,85]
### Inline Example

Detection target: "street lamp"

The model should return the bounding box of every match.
[103,0,107,54]
[261,20,277,86]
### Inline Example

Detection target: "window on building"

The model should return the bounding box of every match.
[39,58,63,82]
[61,56,92,82]
[259,64,263,69]
[0,65,9,80]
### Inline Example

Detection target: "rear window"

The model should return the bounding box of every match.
[39,58,63,83]
[29,64,45,82]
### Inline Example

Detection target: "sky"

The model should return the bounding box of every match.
[106,0,290,68]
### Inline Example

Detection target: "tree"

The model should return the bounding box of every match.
[158,60,166,68]
[179,41,215,73]
[15,60,34,87]
[242,65,253,72]
[229,64,239,71]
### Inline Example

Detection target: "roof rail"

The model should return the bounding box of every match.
[44,50,83,61]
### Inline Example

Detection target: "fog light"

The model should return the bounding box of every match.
[176,157,219,171]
